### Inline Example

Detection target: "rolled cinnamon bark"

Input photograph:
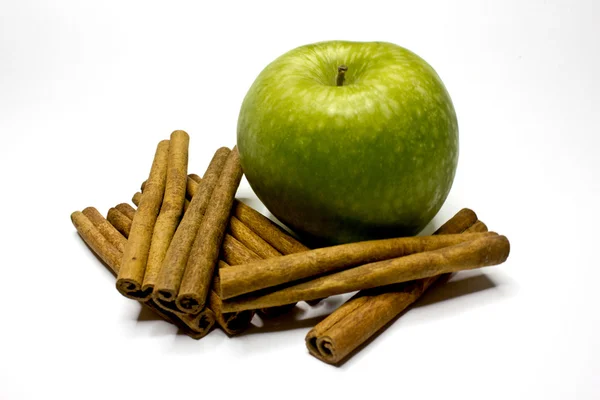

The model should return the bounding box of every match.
[221,234,261,265]
[153,147,230,311]
[143,130,190,294]
[71,209,215,339]
[211,242,257,334]
[187,177,308,255]
[177,148,243,314]
[177,170,314,313]
[464,220,488,233]
[72,211,123,269]
[232,201,309,255]
[220,232,495,300]
[107,207,133,238]
[82,207,127,253]
[115,199,254,335]
[133,191,190,213]
[222,233,510,312]
[434,208,477,234]
[306,280,439,364]
[116,140,169,300]
[189,175,309,309]
[305,208,481,364]
[188,173,202,184]
[219,234,292,320]
[207,286,253,336]
[132,192,142,206]
[229,216,281,259]
[115,203,136,220]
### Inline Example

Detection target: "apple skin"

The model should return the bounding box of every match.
[237,41,458,245]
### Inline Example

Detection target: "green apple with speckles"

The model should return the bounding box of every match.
[237,41,458,245]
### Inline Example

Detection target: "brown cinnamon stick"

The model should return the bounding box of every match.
[464,220,488,233]
[177,171,311,313]
[304,208,479,364]
[187,177,308,255]
[229,216,282,259]
[71,209,215,339]
[115,203,136,220]
[210,237,258,334]
[221,234,261,265]
[107,207,133,238]
[188,173,202,184]
[232,202,309,255]
[220,232,494,300]
[72,211,123,269]
[116,140,169,300]
[134,191,190,213]
[142,130,190,293]
[114,201,255,335]
[153,147,231,311]
[208,284,254,336]
[82,207,127,253]
[177,147,243,314]
[220,233,295,319]
[189,175,308,310]
[132,192,142,206]
[222,233,510,312]
[434,208,478,234]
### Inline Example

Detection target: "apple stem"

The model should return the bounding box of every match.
[336,65,348,87]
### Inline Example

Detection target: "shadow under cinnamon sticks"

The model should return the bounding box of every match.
[413,272,497,308]
[237,307,327,336]
[236,295,348,336]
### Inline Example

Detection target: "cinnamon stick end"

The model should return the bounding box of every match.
[220,310,255,336]
[116,278,152,301]
[306,332,339,365]
[176,294,205,315]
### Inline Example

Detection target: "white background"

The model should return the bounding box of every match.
[1,1,599,399]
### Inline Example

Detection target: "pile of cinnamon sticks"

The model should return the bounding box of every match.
[71,130,510,365]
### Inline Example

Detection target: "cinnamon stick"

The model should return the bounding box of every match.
[233,202,309,255]
[133,191,190,213]
[71,209,215,339]
[220,232,495,300]
[116,140,169,300]
[221,234,261,265]
[221,233,510,312]
[177,148,243,314]
[229,216,282,259]
[464,220,488,233]
[305,208,479,364]
[434,208,478,234]
[210,237,258,334]
[187,177,308,255]
[82,207,127,253]
[143,130,190,293]
[107,207,132,238]
[208,285,254,336]
[153,147,230,311]
[189,175,307,310]
[170,171,312,313]
[132,192,142,206]
[188,173,202,184]
[115,203,136,220]
[72,211,123,269]
[220,234,295,319]
[114,201,255,335]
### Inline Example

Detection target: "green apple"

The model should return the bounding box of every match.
[237,41,458,245]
